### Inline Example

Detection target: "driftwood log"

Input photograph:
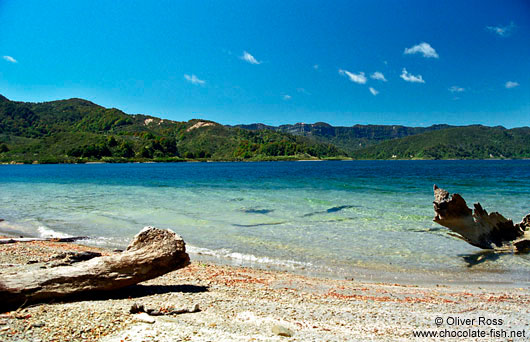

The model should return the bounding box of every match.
[0,227,190,310]
[433,185,530,252]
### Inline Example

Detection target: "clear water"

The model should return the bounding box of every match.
[1,161,529,285]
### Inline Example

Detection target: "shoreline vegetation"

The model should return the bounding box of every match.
[1,95,530,164]
[1,236,528,341]
[0,155,348,165]
[3,157,530,165]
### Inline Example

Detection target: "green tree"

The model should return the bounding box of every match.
[107,136,117,147]
[138,146,153,158]
[117,141,134,158]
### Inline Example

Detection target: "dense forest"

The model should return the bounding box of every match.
[350,126,530,159]
[0,95,343,163]
[235,122,453,154]
[236,122,530,160]
[1,95,529,163]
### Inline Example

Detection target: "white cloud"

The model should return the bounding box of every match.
[338,69,367,84]
[241,51,260,65]
[505,81,519,89]
[184,74,205,85]
[369,87,378,96]
[3,55,17,63]
[371,71,387,82]
[296,88,310,95]
[404,42,439,58]
[486,22,515,37]
[282,94,292,100]
[400,68,425,83]
[449,86,465,93]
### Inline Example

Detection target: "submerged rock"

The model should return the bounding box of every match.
[272,324,294,337]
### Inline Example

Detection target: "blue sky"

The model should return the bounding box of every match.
[0,1,528,127]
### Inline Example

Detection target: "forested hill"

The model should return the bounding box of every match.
[1,95,529,163]
[236,122,530,159]
[0,96,344,163]
[235,122,452,154]
[352,125,530,159]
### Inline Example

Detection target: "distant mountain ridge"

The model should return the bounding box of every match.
[234,122,454,153]
[235,122,530,159]
[351,125,530,159]
[1,94,529,163]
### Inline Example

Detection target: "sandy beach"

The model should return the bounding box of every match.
[0,238,529,342]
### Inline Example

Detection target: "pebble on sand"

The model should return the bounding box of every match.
[133,313,156,324]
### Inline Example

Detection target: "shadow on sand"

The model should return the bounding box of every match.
[85,283,209,301]
[16,284,209,310]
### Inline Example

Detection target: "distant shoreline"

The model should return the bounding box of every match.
[2,157,530,165]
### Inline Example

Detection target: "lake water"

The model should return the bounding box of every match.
[1,161,529,285]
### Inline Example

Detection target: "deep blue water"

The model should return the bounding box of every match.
[1,160,529,285]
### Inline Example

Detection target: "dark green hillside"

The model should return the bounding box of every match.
[2,95,528,163]
[351,126,530,159]
[0,96,344,163]
[236,122,452,154]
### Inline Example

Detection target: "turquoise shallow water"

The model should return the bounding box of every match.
[1,161,529,285]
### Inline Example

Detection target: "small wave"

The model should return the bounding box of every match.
[37,226,72,239]
[0,220,30,237]
[187,245,312,269]
[83,236,123,247]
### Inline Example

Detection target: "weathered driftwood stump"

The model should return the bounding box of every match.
[433,185,530,252]
[0,227,190,310]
